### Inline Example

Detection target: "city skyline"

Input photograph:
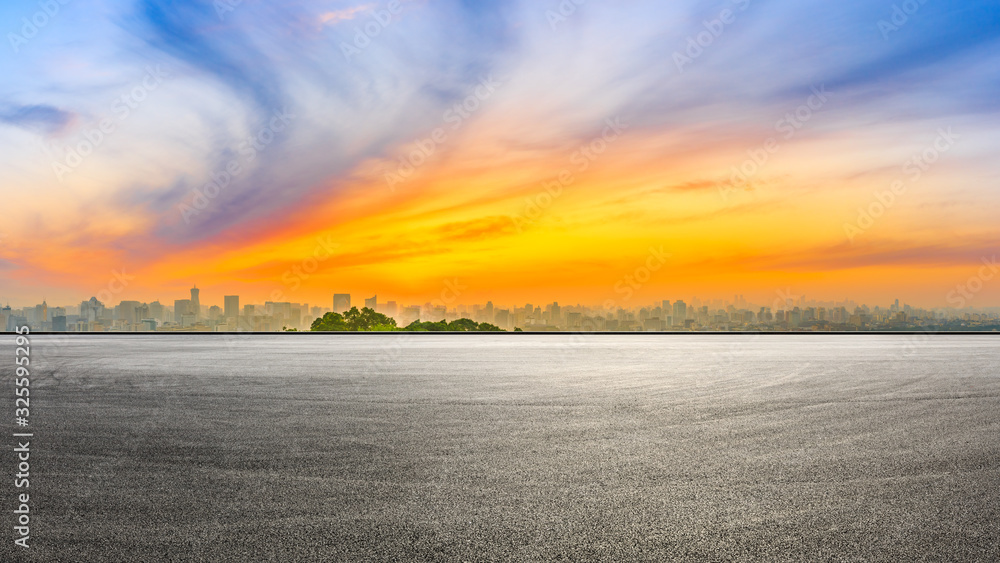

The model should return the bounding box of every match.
[4,284,999,334]
[1,1,999,308]
[3,256,1000,311]
[5,283,1000,315]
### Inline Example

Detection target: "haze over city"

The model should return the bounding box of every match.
[4,283,999,333]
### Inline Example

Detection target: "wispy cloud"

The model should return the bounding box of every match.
[0,104,75,135]
[1,0,999,305]
[319,4,374,25]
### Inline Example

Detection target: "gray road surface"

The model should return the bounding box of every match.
[2,335,998,561]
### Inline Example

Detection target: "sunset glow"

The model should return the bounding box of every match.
[2,0,999,308]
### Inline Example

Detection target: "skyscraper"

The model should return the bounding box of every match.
[673,300,687,326]
[81,297,104,322]
[190,286,201,320]
[117,301,142,326]
[243,305,256,329]
[365,295,377,310]
[149,300,164,321]
[333,294,351,313]
[174,299,192,323]
[224,295,240,320]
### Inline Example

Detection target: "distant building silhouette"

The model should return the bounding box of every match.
[224,295,239,322]
[190,286,201,320]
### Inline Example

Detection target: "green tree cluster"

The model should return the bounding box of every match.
[402,319,504,332]
[310,308,506,332]
[310,307,397,332]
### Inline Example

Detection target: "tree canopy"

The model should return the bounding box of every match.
[310,310,506,332]
[402,319,504,332]
[310,307,397,332]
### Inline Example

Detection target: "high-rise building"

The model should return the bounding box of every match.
[333,294,351,313]
[673,300,687,326]
[268,302,292,322]
[365,295,377,310]
[33,303,46,324]
[494,309,511,329]
[789,307,802,328]
[81,297,104,322]
[208,305,223,320]
[117,300,143,326]
[242,304,256,330]
[224,295,240,320]
[174,299,192,323]
[190,286,201,320]
[383,301,398,317]
[401,306,421,325]
[149,300,164,321]
[565,311,581,329]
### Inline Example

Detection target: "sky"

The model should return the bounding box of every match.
[1,0,999,309]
